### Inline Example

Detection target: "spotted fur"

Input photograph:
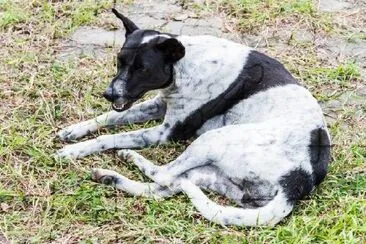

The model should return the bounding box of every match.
[57,10,331,226]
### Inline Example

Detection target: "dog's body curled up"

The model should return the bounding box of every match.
[57,9,331,226]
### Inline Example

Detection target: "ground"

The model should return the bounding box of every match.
[0,0,365,243]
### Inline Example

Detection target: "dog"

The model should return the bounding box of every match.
[56,8,331,226]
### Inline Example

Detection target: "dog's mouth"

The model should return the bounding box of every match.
[112,100,134,112]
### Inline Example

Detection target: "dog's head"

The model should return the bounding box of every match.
[103,9,185,112]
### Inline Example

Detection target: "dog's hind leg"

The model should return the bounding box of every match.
[116,150,245,205]
[118,149,208,186]
[118,149,161,178]
[58,96,166,141]
[117,141,215,187]
[91,168,179,198]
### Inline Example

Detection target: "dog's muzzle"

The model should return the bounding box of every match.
[103,87,136,112]
[111,98,134,112]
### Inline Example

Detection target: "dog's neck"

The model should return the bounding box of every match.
[170,35,250,93]
[160,35,251,121]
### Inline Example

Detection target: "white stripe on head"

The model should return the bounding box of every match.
[141,34,172,44]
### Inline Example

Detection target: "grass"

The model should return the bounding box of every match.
[204,0,333,33]
[1,0,365,242]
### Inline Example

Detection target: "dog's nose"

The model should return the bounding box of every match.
[103,88,115,102]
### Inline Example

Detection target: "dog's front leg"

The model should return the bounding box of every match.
[58,96,166,141]
[56,123,170,159]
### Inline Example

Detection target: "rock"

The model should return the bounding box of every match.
[173,13,189,21]
[57,0,234,60]
[356,84,366,97]
[317,0,351,12]
[70,27,125,47]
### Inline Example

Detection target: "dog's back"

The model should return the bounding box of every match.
[165,35,328,139]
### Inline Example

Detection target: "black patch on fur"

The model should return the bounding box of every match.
[279,169,313,203]
[168,50,300,140]
[223,218,230,225]
[239,178,277,208]
[164,123,170,128]
[309,128,331,185]
[100,175,118,185]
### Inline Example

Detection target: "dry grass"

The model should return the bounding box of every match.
[0,0,365,242]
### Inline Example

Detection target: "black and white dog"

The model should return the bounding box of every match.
[57,9,331,226]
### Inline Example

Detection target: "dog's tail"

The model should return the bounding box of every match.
[180,179,293,227]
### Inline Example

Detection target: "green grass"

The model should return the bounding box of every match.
[1,0,365,242]
[0,3,28,28]
[208,0,332,33]
[289,60,362,102]
[0,0,116,37]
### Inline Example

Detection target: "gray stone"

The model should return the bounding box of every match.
[293,30,314,42]
[56,27,124,60]
[323,99,342,109]
[164,21,185,34]
[70,27,125,47]
[317,0,351,12]
[356,84,366,97]
[128,13,167,29]
[55,43,111,61]
[317,37,366,78]
[57,0,231,60]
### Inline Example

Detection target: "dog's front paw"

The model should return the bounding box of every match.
[56,145,83,159]
[58,121,97,141]
[56,140,98,159]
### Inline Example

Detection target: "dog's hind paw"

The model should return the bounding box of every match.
[118,149,139,162]
[91,168,119,185]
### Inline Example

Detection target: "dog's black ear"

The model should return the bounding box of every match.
[156,38,185,63]
[112,8,138,36]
